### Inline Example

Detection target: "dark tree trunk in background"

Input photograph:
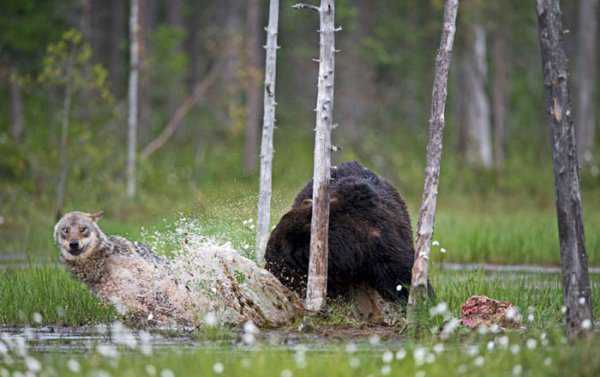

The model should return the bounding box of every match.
[464,24,493,169]
[244,0,262,174]
[186,1,202,91]
[223,0,243,126]
[138,0,154,142]
[408,0,458,325]
[55,83,73,219]
[536,0,593,339]
[492,30,508,167]
[109,0,126,94]
[9,69,24,143]
[167,0,185,116]
[337,0,375,147]
[575,0,598,167]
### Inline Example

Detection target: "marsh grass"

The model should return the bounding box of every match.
[0,266,115,326]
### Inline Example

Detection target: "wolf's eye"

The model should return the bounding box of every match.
[80,226,89,235]
[62,227,69,235]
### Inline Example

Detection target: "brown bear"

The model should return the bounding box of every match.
[265,161,420,302]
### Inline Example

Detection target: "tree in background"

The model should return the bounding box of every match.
[408,0,458,326]
[37,30,112,217]
[464,23,493,169]
[127,0,140,198]
[244,0,262,175]
[575,0,598,168]
[536,0,593,338]
[256,0,281,265]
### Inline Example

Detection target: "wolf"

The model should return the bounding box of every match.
[54,211,302,327]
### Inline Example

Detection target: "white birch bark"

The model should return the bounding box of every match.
[575,0,598,166]
[127,0,140,198]
[465,24,493,169]
[256,0,281,265]
[293,0,337,312]
[408,0,458,316]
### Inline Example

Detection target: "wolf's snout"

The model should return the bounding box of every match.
[69,241,80,252]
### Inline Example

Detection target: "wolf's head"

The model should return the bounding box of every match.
[54,211,106,261]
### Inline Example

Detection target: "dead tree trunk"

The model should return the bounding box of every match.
[255,0,280,265]
[492,31,508,168]
[465,24,493,169]
[536,0,593,338]
[575,0,598,167]
[294,0,337,312]
[408,0,458,320]
[127,0,140,198]
[9,68,24,143]
[55,83,73,220]
[244,0,262,175]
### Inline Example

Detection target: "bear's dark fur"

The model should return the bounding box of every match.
[265,161,419,302]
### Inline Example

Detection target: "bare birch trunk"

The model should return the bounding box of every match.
[55,83,73,220]
[256,0,280,265]
[9,69,24,143]
[492,31,508,168]
[294,0,337,312]
[127,0,140,198]
[465,24,493,169]
[575,0,598,166]
[536,0,593,338]
[408,0,458,320]
[244,0,262,175]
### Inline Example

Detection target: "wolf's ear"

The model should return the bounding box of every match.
[89,211,104,222]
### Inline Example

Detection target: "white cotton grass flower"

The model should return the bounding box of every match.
[473,356,485,367]
[96,344,119,358]
[345,342,357,353]
[369,335,380,345]
[160,369,175,377]
[486,341,495,352]
[413,347,427,366]
[67,359,81,373]
[280,369,293,377]
[432,240,440,247]
[581,319,592,330]
[544,357,552,366]
[382,350,394,363]
[510,344,520,355]
[349,357,360,369]
[381,365,392,375]
[440,318,461,339]
[203,312,218,327]
[415,371,426,377]
[526,338,537,350]
[212,362,224,374]
[429,302,448,317]
[31,313,43,325]
[396,285,403,292]
[579,297,586,305]
[433,343,444,354]
[396,348,407,360]
[440,248,447,254]
[24,356,41,373]
[241,359,252,369]
[512,364,523,376]
[496,335,510,348]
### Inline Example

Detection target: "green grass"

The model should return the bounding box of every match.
[1,266,598,329]
[0,266,115,326]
